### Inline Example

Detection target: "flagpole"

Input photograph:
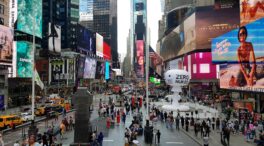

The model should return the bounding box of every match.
[145,0,149,119]
[31,14,36,120]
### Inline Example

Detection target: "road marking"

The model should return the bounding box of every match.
[103,139,114,142]
[166,142,184,144]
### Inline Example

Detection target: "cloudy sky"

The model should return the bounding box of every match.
[117,0,163,61]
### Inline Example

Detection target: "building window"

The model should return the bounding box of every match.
[0,18,4,25]
[0,4,4,14]
[193,64,197,74]
[200,64,210,73]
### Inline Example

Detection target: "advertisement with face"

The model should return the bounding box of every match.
[83,57,96,79]
[136,40,144,78]
[96,33,103,57]
[77,25,96,54]
[240,0,264,26]
[17,0,42,38]
[105,61,110,80]
[195,5,239,50]
[212,18,264,63]
[77,57,85,78]
[219,63,264,92]
[16,41,32,78]
[0,25,13,65]
[50,59,65,84]
[95,61,105,79]
[48,23,61,53]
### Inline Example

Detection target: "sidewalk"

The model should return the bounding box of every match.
[181,125,256,146]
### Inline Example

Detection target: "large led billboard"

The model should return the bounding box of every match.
[240,0,264,26]
[0,25,13,65]
[77,24,96,54]
[103,42,111,61]
[95,61,105,79]
[79,0,93,21]
[16,41,33,78]
[17,0,42,38]
[48,23,61,53]
[50,59,65,84]
[136,40,144,78]
[96,33,103,57]
[105,61,110,80]
[83,57,96,79]
[195,5,240,50]
[212,18,264,63]
[219,63,264,92]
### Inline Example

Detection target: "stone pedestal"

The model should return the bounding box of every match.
[72,87,93,144]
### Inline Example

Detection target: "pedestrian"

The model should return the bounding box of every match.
[194,123,199,137]
[212,117,215,131]
[164,112,168,122]
[185,118,189,132]
[28,134,41,146]
[42,132,48,146]
[203,134,209,146]
[97,132,104,146]
[181,116,184,128]
[176,116,180,131]
[14,141,19,146]
[60,121,66,139]
[91,131,97,146]
[216,118,220,130]
[69,116,73,130]
[0,134,4,146]
[156,130,161,144]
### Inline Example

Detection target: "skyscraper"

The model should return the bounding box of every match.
[93,0,118,68]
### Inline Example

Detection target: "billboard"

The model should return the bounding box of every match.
[77,57,85,78]
[48,23,61,53]
[136,40,144,78]
[9,0,17,28]
[212,18,264,63]
[161,13,195,61]
[50,59,65,84]
[95,61,105,79]
[17,0,42,38]
[67,59,75,83]
[103,42,111,60]
[16,41,32,78]
[219,63,264,92]
[195,5,239,50]
[0,25,14,65]
[77,24,96,54]
[105,61,110,80]
[240,0,264,26]
[0,95,4,110]
[83,57,96,79]
[79,0,93,21]
[96,33,103,57]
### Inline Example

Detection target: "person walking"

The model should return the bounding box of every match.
[216,118,220,130]
[212,117,215,131]
[42,132,48,146]
[97,132,104,146]
[181,116,184,128]
[176,116,180,131]
[203,134,209,146]
[156,130,161,144]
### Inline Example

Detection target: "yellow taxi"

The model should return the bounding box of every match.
[0,115,23,128]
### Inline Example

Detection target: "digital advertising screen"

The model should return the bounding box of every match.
[96,33,103,57]
[0,95,4,110]
[219,63,264,92]
[16,41,33,78]
[195,5,239,50]
[136,40,144,78]
[212,18,264,63]
[103,42,111,61]
[83,57,96,79]
[79,0,93,21]
[0,25,13,65]
[105,61,110,80]
[17,0,42,38]
[77,57,85,78]
[48,23,61,53]
[77,25,96,54]
[240,0,264,26]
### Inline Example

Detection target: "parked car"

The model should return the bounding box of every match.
[20,112,33,122]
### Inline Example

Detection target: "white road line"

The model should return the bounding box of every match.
[166,142,184,144]
[103,139,114,142]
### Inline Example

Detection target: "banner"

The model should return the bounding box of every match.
[136,40,144,78]
[96,33,103,57]
[0,25,13,65]
[35,69,44,89]
[48,23,61,53]
[16,41,33,78]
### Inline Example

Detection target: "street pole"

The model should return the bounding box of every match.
[145,0,149,119]
[31,14,36,120]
